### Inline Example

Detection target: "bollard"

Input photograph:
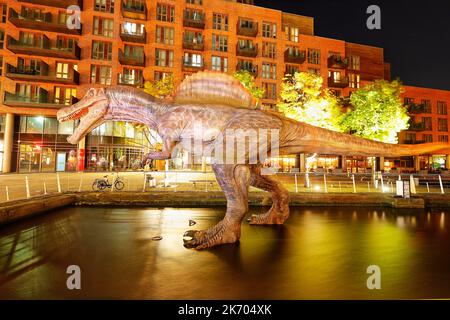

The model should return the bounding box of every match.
[380,174,385,192]
[5,186,9,202]
[352,174,356,193]
[44,181,47,195]
[323,174,328,193]
[426,182,430,193]
[78,173,83,192]
[439,175,445,194]
[367,182,371,192]
[142,172,147,192]
[409,175,416,194]
[25,176,31,198]
[294,174,298,193]
[57,173,61,193]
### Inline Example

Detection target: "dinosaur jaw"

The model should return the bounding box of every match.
[57,97,108,145]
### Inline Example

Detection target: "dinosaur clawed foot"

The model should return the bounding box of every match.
[249,208,289,225]
[183,220,241,250]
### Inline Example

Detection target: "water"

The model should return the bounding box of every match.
[0,206,449,299]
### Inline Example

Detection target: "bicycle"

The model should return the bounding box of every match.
[92,174,125,191]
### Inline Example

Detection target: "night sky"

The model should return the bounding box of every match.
[255,0,450,91]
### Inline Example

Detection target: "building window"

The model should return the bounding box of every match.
[262,42,276,59]
[237,59,257,76]
[184,30,203,45]
[308,68,321,75]
[1,4,6,23]
[92,41,112,60]
[154,71,172,81]
[348,55,360,70]
[0,55,3,76]
[423,134,433,143]
[405,133,416,143]
[438,135,449,142]
[212,34,228,52]
[124,44,144,59]
[186,0,203,4]
[237,39,255,50]
[56,62,70,79]
[422,99,432,113]
[213,13,228,31]
[211,56,228,72]
[122,22,145,36]
[285,64,299,76]
[284,26,299,42]
[262,63,276,80]
[157,3,175,22]
[422,117,432,130]
[329,70,342,82]
[438,118,448,132]
[90,65,112,85]
[93,16,114,38]
[183,53,203,67]
[0,29,4,49]
[307,49,320,64]
[55,87,76,105]
[348,73,360,89]
[404,97,414,105]
[262,22,277,38]
[437,101,448,115]
[263,83,276,100]
[95,0,115,13]
[56,36,76,50]
[155,49,174,67]
[156,26,174,45]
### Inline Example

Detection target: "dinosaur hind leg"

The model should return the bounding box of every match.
[183,164,250,250]
[249,165,290,225]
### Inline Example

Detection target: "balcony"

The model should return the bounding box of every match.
[407,103,431,114]
[237,21,258,37]
[5,63,80,84]
[118,74,144,86]
[404,140,426,145]
[328,55,348,69]
[236,44,258,58]
[3,90,78,109]
[18,0,82,9]
[120,28,146,44]
[182,39,204,51]
[408,121,429,131]
[284,49,306,64]
[236,63,258,77]
[121,2,147,20]
[7,35,81,60]
[183,12,205,29]
[118,50,145,67]
[328,76,349,88]
[9,8,81,35]
[182,59,205,72]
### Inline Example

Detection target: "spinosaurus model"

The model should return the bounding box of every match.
[57,72,450,249]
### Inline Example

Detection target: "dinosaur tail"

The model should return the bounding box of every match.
[279,119,450,157]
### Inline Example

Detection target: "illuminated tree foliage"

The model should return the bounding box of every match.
[142,74,175,99]
[233,70,265,101]
[277,72,344,131]
[340,79,409,143]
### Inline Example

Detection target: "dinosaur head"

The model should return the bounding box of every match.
[57,88,109,144]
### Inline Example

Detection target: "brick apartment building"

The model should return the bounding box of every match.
[0,0,448,173]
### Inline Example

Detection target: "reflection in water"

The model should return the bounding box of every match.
[0,206,449,299]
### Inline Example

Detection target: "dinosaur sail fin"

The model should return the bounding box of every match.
[173,71,258,109]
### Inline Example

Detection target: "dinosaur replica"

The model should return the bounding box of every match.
[57,72,450,249]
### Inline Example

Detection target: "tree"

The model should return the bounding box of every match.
[340,79,409,143]
[233,70,265,101]
[142,74,174,99]
[277,72,344,131]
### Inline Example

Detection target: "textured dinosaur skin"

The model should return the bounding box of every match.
[57,77,450,249]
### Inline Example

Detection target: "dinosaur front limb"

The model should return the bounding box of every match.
[183,164,250,249]
[145,139,177,160]
[248,165,290,225]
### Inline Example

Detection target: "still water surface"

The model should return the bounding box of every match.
[0,206,449,299]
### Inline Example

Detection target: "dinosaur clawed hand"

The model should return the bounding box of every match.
[183,220,241,250]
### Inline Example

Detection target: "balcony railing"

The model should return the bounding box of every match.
[120,28,146,44]
[236,63,258,77]
[9,8,81,35]
[118,50,146,67]
[121,2,147,20]
[328,76,349,88]
[408,122,427,131]
[182,39,204,51]
[7,35,81,60]
[236,44,258,58]
[183,12,206,29]
[182,59,205,71]
[5,63,80,84]
[407,103,431,114]
[18,0,83,9]
[237,21,258,37]
[117,74,144,86]
[3,90,78,109]
[404,140,426,145]
[328,55,348,69]
[284,49,306,64]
